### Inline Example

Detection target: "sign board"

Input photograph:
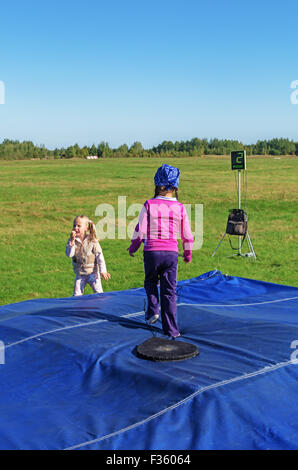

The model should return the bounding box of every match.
[231,150,246,170]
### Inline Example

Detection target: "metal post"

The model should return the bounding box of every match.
[238,169,241,255]
[211,151,256,259]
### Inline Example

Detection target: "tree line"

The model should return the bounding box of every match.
[0,137,297,160]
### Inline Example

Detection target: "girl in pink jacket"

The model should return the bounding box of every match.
[128,164,193,339]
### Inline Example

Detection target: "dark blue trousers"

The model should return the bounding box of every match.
[143,251,179,337]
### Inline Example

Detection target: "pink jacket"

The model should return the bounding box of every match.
[129,196,193,261]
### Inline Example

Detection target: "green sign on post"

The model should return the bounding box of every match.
[231,150,246,170]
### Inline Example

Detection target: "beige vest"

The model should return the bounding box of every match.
[72,238,99,276]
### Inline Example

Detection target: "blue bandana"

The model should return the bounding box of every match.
[154,164,180,189]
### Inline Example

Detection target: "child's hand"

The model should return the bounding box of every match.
[101,272,111,281]
[127,247,134,257]
[183,251,192,264]
[70,230,76,245]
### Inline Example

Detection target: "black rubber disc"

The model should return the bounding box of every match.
[136,336,199,362]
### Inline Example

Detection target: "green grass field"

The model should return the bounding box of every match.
[0,156,297,306]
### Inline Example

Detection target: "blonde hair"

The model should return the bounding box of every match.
[73,215,98,242]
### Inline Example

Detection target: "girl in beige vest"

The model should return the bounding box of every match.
[65,215,111,296]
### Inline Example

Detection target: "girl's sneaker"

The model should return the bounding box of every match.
[147,314,159,325]
[171,333,181,340]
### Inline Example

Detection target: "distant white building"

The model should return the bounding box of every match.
[86,155,98,159]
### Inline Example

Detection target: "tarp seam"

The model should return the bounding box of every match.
[65,358,295,450]
[179,296,298,307]
[4,297,298,349]
[5,311,145,349]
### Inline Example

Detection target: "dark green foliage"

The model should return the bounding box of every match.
[0,137,297,160]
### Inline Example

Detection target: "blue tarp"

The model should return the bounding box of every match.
[0,270,298,450]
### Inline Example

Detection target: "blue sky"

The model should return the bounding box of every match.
[0,0,298,149]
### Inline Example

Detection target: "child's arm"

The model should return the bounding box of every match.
[181,205,193,263]
[128,223,142,256]
[94,243,111,280]
[127,203,148,256]
[65,233,76,257]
